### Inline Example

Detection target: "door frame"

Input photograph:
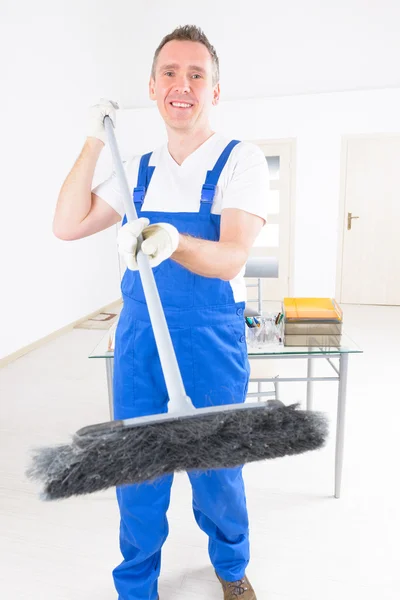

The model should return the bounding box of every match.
[249,137,297,298]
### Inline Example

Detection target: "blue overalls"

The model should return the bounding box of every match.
[113,141,251,600]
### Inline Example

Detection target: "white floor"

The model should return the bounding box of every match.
[0,304,399,599]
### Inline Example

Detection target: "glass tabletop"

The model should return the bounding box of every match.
[247,332,362,356]
[89,327,362,359]
[89,326,116,359]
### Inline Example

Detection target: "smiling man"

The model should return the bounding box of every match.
[54,25,269,600]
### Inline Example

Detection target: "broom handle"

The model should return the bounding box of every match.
[104,116,194,413]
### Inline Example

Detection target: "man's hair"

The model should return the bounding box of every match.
[151,25,220,85]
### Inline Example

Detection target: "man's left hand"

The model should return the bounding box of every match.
[118,218,180,270]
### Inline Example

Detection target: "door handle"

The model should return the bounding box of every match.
[347,212,360,230]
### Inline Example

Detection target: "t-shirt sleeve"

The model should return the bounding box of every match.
[92,156,140,218]
[221,142,270,222]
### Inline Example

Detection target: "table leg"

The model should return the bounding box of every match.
[335,353,349,499]
[274,376,280,401]
[105,357,114,420]
[306,358,315,410]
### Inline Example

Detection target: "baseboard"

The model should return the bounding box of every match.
[0,298,122,369]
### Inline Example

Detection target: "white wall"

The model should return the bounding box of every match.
[216,88,400,296]
[1,9,124,360]
[2,0,400,360]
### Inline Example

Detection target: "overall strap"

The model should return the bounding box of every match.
[133,152,155,212]
[200,140,241,215]
[122,152,155,225]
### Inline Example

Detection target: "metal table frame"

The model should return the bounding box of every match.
[247,351,349,499]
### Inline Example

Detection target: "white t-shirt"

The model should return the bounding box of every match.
[93,132,270,303]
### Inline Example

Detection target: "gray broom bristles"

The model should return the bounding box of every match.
[26,402,328,500]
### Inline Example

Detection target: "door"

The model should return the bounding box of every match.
[338,135,400,305]
[248,140,295,303]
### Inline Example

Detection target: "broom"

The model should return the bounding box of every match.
[26,114,328,500]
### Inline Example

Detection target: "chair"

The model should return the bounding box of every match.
[244,257,280,401]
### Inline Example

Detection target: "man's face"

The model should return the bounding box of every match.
[149,40,220,132]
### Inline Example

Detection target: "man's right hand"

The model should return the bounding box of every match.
[87,98,118,145]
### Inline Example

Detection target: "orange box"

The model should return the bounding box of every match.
[283,298,343,322]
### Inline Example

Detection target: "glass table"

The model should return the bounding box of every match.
[89,329,362,499]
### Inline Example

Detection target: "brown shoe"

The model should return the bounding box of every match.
[216,572,257,599]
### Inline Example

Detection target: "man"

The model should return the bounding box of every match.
[54,25,269,600]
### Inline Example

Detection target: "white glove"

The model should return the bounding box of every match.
[117,218,180,271]
[87,98,118,144]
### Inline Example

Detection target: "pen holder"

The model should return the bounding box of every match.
[245,313,284,348]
